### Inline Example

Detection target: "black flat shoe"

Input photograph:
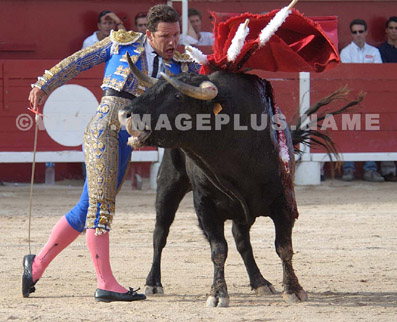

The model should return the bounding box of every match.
[95,287,147,302]
[22,254,38,298]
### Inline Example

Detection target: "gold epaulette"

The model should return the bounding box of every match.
[173,51,195,63]
[110,29,141,45]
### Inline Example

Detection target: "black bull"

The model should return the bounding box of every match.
[118,67,359,307]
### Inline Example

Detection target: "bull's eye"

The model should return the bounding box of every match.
[175,93,182,100]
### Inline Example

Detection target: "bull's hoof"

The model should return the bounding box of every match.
[206,295,230,307]
[255,284,277,295]
[145,285,164,295]
[282,289,308,303]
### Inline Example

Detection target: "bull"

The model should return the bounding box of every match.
[119,57,360,307]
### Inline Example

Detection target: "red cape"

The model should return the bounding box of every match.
[200,9,340,74]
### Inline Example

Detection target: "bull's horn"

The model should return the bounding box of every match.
[160,72,218,100]
[126,52,158,88]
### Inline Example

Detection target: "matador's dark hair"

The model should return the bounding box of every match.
[146,4,180,32]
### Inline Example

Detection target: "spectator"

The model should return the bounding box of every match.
[378,16,397,182]
[340,19,384,182]
[378,16,397,62]
[23,4,199,302]
[180,8,214,46]
[134,11,147,33]
[82,10,125,49]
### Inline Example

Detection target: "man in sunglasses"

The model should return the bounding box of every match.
[340,19,384,182]
[340,19,382,63]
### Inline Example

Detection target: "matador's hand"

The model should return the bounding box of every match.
[28,87,47,114]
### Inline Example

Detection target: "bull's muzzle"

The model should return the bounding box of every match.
[118,109,151,148]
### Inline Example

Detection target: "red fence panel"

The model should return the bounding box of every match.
[254,64,397,154]
[1,61,396,182]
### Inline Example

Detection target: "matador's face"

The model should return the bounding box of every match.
[147,21,180,60]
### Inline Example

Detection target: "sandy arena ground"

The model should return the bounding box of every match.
[0,178,396,321]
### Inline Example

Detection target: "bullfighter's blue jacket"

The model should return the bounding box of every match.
[33,29,200,97]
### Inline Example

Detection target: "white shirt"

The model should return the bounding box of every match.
[180,31,214,46]
[340,42,382,63]
[145,40,165,78]
[81,31,100,49]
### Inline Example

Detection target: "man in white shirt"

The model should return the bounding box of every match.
[82,10,125,49]
[340,19,384,182]
[180,8,214,46]
[340,19,382,64]
[340,19,382,63]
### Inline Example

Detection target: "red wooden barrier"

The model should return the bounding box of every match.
[255,64,397,154]
[1,61,396,182]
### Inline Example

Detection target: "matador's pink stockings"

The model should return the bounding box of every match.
[31,216,80,282]
[86,229,127,293]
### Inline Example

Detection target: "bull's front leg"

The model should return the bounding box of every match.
[145,150,191,295]
[231,221,276,295]
[194,193,229,307]
[271,209,308,303]
[206,229,229,307]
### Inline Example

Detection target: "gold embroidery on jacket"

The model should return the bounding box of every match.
[83,96,132,235]
[111,30,140,43]
[121,54,136,64]
[173,51,194,62]
[181,62,189,73]
[115,66,130,77]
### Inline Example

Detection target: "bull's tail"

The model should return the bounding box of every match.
[290,86,365,158]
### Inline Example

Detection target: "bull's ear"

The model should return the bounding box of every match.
[126,52,158,88]
[160,72,218,101]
